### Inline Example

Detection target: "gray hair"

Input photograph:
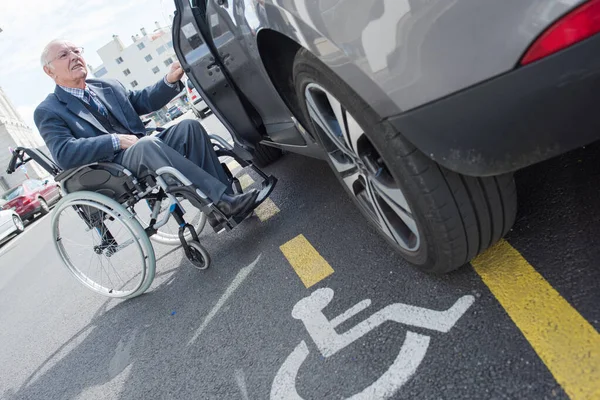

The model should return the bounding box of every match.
[40,39,66,67]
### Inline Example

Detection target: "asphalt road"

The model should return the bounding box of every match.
[0,114,598,400]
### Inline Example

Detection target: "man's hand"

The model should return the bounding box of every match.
[166,61,184,84]
[117,134,139,150]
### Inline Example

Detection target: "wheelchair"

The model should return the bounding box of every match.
[6,132,277,299]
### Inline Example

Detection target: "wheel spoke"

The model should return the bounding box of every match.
[369,177,420,249]
[364,182,397,241]
[370,176,412,215]
[340,168,364,194]
[305,90,341,142]
[341,113,364,155]
[329,153,358,176]
[305,86,355,159]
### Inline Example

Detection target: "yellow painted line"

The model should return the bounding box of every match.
[235,174,280,221]
[472,240,600,400]
[238,174,255,191]
[254,198,280,222]
[280,234,334,288]
[226,160,241,172]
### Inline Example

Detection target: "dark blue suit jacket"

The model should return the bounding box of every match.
[34,78,183,170]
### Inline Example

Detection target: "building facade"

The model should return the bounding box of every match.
[0,86,45,191]
[92,24,180,91]
[91,23,187,124]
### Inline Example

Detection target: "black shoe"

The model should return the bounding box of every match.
[215,189,259,218]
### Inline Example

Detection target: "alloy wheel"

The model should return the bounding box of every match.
[13,216,24,231]
[304,83,420,252]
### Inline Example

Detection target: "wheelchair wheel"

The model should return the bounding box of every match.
[186,240,211,270]
[134,198,207,246]
[52,191,156,299]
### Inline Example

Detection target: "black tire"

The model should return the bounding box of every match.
[39,198,50,215]
[252,142,284,168]
[292,49,517,273]
[187,241,211,270]
[191,108,202,119]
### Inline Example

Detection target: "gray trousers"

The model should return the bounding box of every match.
[113,119,231,201]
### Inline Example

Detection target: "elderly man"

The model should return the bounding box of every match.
[34,39,259,219]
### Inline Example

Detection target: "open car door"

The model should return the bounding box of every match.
[172,0,265,147]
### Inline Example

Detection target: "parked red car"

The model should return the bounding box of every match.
[1,178,62,221]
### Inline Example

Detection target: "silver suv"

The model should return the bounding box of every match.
[173,0,600,273]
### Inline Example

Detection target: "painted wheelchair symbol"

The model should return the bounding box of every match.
[271,288,475,399]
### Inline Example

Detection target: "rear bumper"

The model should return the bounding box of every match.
[389,34,600,176]
[192,99,209,111]
[15,205,36,220]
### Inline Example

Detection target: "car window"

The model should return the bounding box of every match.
[24,180,41,190]
[186,79,195,90]
[1,186,24,200]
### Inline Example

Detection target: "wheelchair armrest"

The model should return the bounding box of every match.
[55,162,129,183]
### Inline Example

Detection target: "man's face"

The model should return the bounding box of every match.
[44,41,87,85]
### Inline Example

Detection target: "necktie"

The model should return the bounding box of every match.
[84,89,107,117]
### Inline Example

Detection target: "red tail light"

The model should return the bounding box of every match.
[521,0,600,65]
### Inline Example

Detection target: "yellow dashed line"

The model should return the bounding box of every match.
[280,234,334,288]
[236,173,280,222]
[238,174,255,191]
[226,160,240,172]
[472,240,600,400]
[254,198,280,222]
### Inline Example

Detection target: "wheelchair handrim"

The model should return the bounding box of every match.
[52,193,155,298]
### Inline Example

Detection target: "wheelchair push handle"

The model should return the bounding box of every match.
[6,147,29,174]
[6,146,62,176]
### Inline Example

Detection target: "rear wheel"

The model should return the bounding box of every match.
[52,192,156,298]
[252,142,284,167]
[292,49,517,273]
[192,108,203,119]
[39,198,50,215]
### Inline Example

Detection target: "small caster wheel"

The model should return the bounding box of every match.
[186,240,211,270]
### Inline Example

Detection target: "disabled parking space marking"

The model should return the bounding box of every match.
[280,234,334,288]
[271,287,474,399]
[472,240,600,400]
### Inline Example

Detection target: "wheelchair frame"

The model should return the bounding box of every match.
[6,134,277,298]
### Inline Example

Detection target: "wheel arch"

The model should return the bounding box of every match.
[255,23,402,121]
[256,29,305,130]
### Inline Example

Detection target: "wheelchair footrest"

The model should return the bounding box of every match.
[207,175,278,232]
[255,175,277,207]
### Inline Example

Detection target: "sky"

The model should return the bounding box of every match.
[0,0,177,138]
